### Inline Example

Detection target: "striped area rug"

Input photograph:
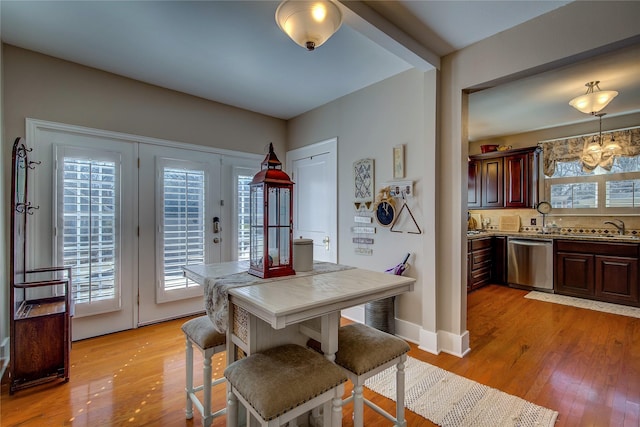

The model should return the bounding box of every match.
[525,291,640,318]
[365,357,558,427]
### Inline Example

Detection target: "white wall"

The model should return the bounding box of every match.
[3,45,287,157]
[288,69,439,351]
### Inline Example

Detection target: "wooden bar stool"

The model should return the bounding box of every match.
[224,344,348,427]
[335,323,410,427]
[181,316,227,427]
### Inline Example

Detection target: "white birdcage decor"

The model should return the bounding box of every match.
[248,143,295,278]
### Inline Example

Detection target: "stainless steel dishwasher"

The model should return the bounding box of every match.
[507,237,554,291]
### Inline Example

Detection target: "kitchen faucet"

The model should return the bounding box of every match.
[604,219,625,236]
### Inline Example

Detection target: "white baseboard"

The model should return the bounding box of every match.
[340,306,364,323]
[435,329,470,357]
[417,328,439,354]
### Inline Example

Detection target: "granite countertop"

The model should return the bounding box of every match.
[467,230,640,243]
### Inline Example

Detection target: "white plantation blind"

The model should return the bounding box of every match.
[237,174,252,261]
[62,157,118,307]
[162,167,205,292]
[606,179,640,208]
[550,182,598,209]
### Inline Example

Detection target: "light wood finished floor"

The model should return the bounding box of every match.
[2,284,639,426]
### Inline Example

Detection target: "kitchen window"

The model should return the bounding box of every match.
[544,155,640,213]
[542,127,640,214]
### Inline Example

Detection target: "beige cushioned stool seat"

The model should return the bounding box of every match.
[181,316,226,349]
[224,344,347,422]
[336,323,410,375]
[335,323,410,427]
[181,316,227,427]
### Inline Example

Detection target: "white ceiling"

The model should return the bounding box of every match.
[2,0,638,140]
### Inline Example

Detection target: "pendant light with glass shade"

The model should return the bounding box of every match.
[571,81,621,171]
[275,0,343,51]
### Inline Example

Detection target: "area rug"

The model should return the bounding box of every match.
[364,356,558,427]
[525,291,640,319]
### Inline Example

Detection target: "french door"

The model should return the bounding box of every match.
[30,125,137,341]
[137,144,223,325]
[29,119,260,339]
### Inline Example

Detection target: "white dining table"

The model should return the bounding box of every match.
[183,261,415,426]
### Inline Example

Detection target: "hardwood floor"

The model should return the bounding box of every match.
[2,284,639,426]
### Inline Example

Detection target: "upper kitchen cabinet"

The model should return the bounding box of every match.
[468,147,540,209]
[468,159,481,208]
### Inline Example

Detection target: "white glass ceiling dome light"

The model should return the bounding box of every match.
[275,0,343,51]
[569,81,618,115]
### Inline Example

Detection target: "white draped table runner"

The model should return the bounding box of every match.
[183,261,355,332]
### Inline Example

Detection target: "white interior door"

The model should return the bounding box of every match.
[137,144,222,325]
[287,138,338,263]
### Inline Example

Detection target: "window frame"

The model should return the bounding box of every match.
[55,146,123,318]
[155,157,210,303]
[544,166,640,215]
[232,167,255,262]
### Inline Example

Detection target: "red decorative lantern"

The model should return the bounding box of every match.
[248,143,295,278]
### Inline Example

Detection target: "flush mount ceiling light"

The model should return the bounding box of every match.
[275,0,342,51]
[569,81,618,115]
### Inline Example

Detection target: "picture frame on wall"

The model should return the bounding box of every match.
[353,158,374,209]
[393,144,404,179]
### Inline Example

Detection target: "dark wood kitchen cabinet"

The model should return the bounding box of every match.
[468,237,493,292]
[492,236,507,285]
[555,251,595,297]
[596,255,638,305]
[467,236,507,292]
[481,157,504,207]
[504,152,536,208]
[555,240,639,307]
[468,147,539,209]
[468,159,481,208]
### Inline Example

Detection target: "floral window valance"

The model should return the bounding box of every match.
[540,127,640,176]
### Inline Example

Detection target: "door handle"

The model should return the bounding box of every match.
[322,236,330,250]
[213,217,220,234]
